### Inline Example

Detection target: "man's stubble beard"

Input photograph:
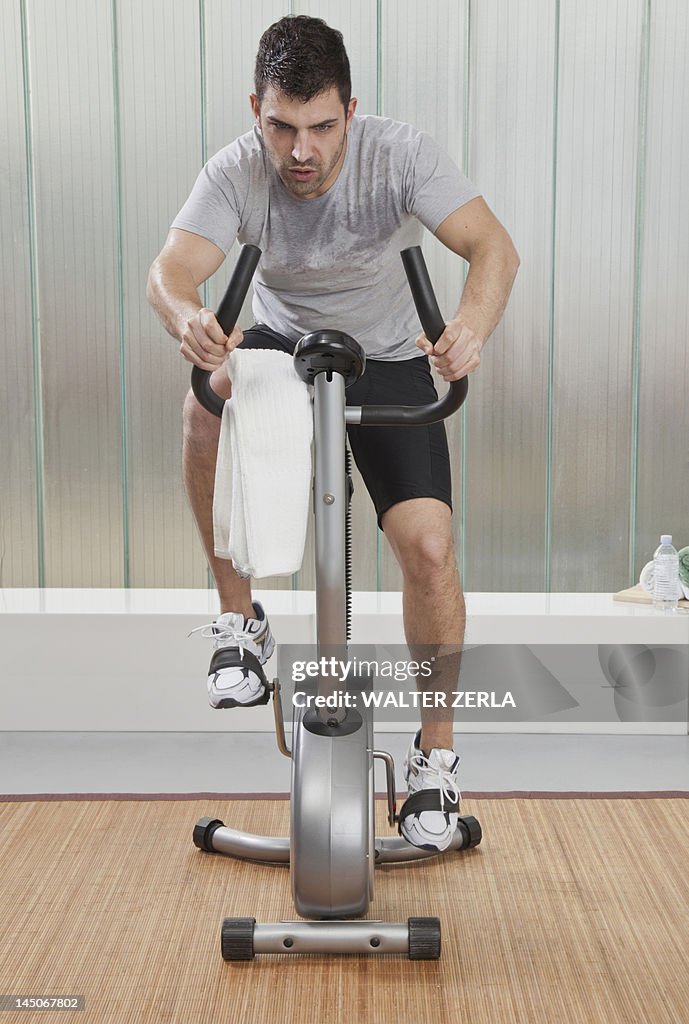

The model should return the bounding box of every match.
[277,129,348,198]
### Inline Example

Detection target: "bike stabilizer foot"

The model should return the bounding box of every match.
[220,917,441,960]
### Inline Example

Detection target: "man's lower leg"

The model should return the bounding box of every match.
[182,387,255,619]
[402,564,465,755]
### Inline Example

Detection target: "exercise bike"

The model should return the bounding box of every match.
[191,244,482,960]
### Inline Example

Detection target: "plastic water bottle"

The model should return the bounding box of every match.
[653,535,679,612]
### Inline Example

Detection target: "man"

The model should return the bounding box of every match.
[147,16,519,851]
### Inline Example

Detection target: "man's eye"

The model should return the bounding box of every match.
[315,125,332,133]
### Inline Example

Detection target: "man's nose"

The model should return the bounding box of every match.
[292,130,314,165]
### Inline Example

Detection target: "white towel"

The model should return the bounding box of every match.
[213,348,313,578]
[639,561,655,593]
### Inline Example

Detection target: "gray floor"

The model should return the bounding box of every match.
[2,732,689,794]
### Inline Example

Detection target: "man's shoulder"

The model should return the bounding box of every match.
[205,126,267,181]
[353,114,428,154]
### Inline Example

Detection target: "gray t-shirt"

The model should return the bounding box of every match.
[172,114,480,360]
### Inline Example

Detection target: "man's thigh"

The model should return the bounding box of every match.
[345,357,453,530]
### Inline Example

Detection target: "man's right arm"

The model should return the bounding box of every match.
[146,228,242,370]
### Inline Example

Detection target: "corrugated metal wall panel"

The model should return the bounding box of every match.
[636,0,689,571]
[466,0,555,591]
[118,0,206,587]
[550,0,643,590]
[0,0,39,588]
[28,0,124,587]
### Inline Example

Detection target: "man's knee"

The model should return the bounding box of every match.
[183,388,216,442]
[384,501,457,582]
[402,532,457,581]
[182,366,231,440]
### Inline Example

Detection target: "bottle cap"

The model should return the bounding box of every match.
[660,535,672,545]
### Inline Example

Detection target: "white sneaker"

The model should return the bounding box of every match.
[189,602,275,708]
[398,730,461,852]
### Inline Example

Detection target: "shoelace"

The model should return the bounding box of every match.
[409,752,461,811]
[188,620,258,661]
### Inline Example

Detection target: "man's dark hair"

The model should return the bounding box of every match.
[254,16,351,111]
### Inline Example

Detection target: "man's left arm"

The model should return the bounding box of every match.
[417,197,520,381]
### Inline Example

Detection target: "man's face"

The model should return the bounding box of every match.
[250,86,357,199]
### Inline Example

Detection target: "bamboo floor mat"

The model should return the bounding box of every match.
[1,796,688,1024]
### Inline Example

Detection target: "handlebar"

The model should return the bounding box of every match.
[190,243,468,423]
[190,244,261,419]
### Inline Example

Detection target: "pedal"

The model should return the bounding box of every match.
[373,750,397,827]
[271,679,292,759]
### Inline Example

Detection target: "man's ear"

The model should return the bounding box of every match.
[249,94,261,125]
[346,97,357,128]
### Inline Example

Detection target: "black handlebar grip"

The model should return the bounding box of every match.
[215,244,261,335]
[191,244,262,418]
[401,246,446,344]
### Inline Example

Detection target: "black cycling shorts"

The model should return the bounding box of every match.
[238,324,452,531]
